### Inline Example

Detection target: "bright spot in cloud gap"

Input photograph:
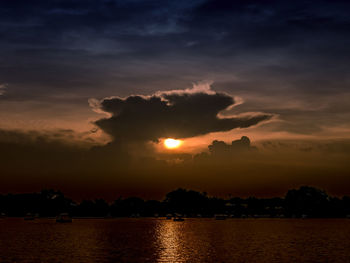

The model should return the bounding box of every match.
[164,138,182,149]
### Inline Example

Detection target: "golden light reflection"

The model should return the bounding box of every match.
[164,138,182,149]
[156,220,184,262]
[155,219,212,262]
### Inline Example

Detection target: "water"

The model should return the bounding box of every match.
[0,218,349,262]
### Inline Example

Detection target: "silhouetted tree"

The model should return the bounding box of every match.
[1,186,350,218]
[284,186,330,217]
[165,188,209,216]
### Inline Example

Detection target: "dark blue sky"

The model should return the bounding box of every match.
[0,0,349,138]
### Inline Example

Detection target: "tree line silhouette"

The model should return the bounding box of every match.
[1,186,350,218]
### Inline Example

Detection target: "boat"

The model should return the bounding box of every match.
[24,213,35,220]
[130,213,140,218]
[173,217,184,221]
[173,214,184,221]
[56,213,72,223]
[166,214,172,220]
[215,214,228,220]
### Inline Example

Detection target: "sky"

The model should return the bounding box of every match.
[0,0,350,200]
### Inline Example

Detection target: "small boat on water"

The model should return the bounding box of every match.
[130,213,140,218]
[56,213,72,223]
[173,214,184,221]
[215,214,228,220]
[166,214,172,220]
[24,213,35,220]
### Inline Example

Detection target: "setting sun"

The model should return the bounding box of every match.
[164,138,182,149]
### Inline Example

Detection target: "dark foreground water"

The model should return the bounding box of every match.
[0,218,350,263]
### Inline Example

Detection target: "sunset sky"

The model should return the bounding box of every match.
[1,0,350,199]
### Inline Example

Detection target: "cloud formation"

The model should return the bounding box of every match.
[92,84,272,142]
[0,127,350,198]
[0,84,6,96]
[193,136,257,163]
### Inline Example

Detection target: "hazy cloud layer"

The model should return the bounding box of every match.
[92,85,272,142]
[1,128,349,198]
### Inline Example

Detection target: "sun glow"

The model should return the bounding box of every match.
[164,138,182,149]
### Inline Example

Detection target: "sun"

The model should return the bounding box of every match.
[164,138,182,149]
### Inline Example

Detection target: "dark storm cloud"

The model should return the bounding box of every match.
[208,136,256,155]
[93,87,271,142]
[194,136,257,163]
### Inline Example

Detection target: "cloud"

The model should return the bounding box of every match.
[193,136,257,163]
[0,84,7,95]
[260,139,350,155]
[1,127,350,198]
[0,128,97,147]
[92,83,272,142]
[0,129,87,177]
[0,128,130,186]
[209,136,256,154]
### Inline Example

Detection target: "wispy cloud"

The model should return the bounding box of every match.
[0,84,7,96]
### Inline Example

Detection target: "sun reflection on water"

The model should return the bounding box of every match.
[155,220,187,262]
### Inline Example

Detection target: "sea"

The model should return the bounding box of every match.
[0,218,349,262]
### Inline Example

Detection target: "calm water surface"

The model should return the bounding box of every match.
[0,218,349,262]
